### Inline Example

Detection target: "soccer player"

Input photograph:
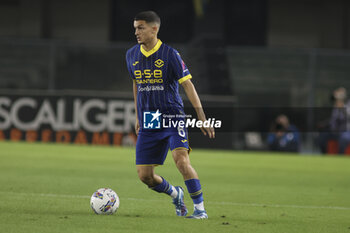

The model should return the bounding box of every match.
[126,11,215,219]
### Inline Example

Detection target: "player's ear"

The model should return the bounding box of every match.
[152,25,159,34]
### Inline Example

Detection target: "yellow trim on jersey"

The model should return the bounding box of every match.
[178,74,192,84]
[140,39,162,57]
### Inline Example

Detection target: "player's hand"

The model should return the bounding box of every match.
[200,126,215,139]
[135,120,140,135]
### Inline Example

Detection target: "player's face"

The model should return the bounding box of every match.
[134,20,157,45]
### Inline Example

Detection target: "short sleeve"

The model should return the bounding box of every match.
[169,49,192,84]
[125,50,135,80]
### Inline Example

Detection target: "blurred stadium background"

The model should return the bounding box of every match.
[1,0,350,154]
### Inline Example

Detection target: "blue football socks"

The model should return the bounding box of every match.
[185,179,205,211]
[150,177,177,198]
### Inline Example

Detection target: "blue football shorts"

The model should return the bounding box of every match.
[136,127,191,166]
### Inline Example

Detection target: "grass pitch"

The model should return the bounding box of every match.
[0,141,349,233]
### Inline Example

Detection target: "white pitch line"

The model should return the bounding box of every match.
[1,191,350,211]
[207,201,350,210]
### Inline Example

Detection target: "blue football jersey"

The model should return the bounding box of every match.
[126,40,192,129]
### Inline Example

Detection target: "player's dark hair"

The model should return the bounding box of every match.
[134,11,161,26]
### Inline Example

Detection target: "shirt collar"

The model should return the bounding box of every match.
[140,39,162,57]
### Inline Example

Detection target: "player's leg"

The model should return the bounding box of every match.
[169,123,207,219]
[136,165,162,186]
[171,148,198,180]
[136,165,177,197]
[136,165,187,216]
[135,131,187,216]
[172,148,208,219]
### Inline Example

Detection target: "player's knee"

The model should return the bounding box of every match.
[138,173,153,185]
[175,158,191,174]
[140,176,154,185]
[137,170,155,185]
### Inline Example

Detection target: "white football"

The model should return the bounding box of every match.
[90,188,120,215]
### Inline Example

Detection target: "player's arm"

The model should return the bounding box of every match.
[181,79,215,139]
[133,80,140,135]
